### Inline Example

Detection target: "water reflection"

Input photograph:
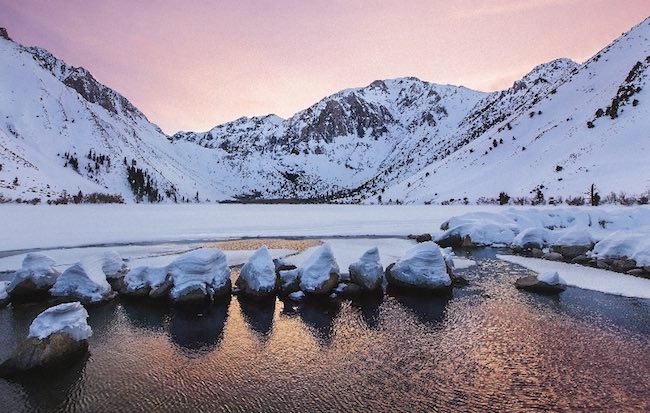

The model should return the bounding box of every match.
[121,300,169,332]
[238,296,275,341]
[392,294,451,326]
[168,300,229,356]
[294,300,341,346]
[350,295,383,330]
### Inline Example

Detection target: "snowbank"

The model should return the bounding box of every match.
[50,254,115,303]
[512,227,553,249]
[236,246,277,295]
[387,242,451,290]
[498,254,650,299]
[28,302,92,341]
[590,231,650,267]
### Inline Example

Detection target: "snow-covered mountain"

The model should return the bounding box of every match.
[1,17,648,204]
[381,17,650,204]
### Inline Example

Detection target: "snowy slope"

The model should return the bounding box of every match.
[384,17,650,204]
[0,30,228,203]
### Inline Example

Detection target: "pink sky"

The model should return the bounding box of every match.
[1,1,649,134]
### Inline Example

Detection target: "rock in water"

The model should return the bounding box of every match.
[0,302,91,377]
[167,249,231,304]
[349,247,384,291]
[100,251,129,292]
[515,271,566,294]
[236,246,277,297]
[385,242,452,293]
[298,244,340,295]
[7,253,60,303]
[50,255,116,305]
[0,281,9,308]
[123,266,171,298]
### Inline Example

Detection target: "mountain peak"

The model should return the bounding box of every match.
[0,27,10,41]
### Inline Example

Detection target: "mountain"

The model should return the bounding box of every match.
[380,17,650,204]
[171,78,485,200]
[0,17,648,205]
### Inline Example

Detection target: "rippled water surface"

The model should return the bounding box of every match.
[1,249,649,412]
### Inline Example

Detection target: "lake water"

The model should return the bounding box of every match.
[1,249,649,412]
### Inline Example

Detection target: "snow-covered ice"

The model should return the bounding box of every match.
[28,302,92,341]
[498,254,650,299]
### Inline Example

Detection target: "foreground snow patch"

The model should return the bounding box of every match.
[28,302,92,341]
[498,254,650,299]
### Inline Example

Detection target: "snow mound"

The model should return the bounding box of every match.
[388,242,451,289]
[298,244,340,294]
[237,246,276,295]
[512,227,553,249]
[8,253,59,293]
[349,247,384,290]
[554,227,593,247]
[537,271,565,285]
[591,231,650,267]
[167,249,230,300]
[28,302,92,341]
[50,255,114,303]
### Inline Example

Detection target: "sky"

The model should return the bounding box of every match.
[1,1,649,134]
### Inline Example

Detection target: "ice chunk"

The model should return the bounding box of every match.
[349,247,383,290]
[387,242,451,290]
[28,302,92,341]
[236,246,276,295]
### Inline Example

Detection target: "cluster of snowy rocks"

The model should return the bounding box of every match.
[436,208,650,278]
[0,241,466,309]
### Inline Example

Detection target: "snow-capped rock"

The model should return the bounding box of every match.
[348,247,384,291]
[7,253,59,302]
[167,249,231,303]
[0,302,91,377]
[28,302,92,341]
[0,281,9,307]
[236,246,277,297]
[123,266,171,298]
[515,271,566,294]
[278,268,300,295]
[512,227,553,251]
[50,255,115,304]
[386,242,452,292]
[298,244,340,295]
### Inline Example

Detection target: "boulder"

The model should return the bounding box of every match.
[123,266,171,298]
[385,242,452,294]
[571,255,592,265]
[50,255,116,305]
[167,249,231,304]
[236,246,277,297]
[551,228,594,259]
[610,258,637,273]
[298,244,340,295]
[542,252,564,261]
[278,269,300,295]
[416,234,432,243]
[531,248,544,258]
[515,272,566,294]
[0,302,91,377]
[551,245,593,260]
[100,252,129,292]
[7,253,60,303]
[273,257,296,274]
[348,247,384,291]
[333,282,364,298]
[626,268,646,277]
